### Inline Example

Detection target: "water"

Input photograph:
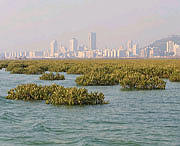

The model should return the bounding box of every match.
[0,69,180,146]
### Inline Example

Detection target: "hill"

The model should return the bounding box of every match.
[148,35,180,50]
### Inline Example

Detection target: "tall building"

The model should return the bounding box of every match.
[127,40,133,51]
[174,44,180,56]
[88,32,96,50]
[69,38,78,52]
[132,44,137,56]
[166,41,175,55]
[50,40,58,57]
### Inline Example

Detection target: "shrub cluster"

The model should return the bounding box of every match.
[169,72,180,82]
[0,61,9,69]
[119,72,166,90]
[40,72,65,80]
[6,84,106,105]
[2,59,180,90]
[75,72,118,86]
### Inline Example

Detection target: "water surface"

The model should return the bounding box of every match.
[0,70,180,146]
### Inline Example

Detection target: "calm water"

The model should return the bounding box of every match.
[0,69,180,146]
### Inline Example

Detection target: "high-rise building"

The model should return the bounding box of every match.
[88,32,96,50]
[69,38,78,52]
[127,40,133,51]
[174,44,180,56]
[132,44,137,56]
[166,41,175,55]
[50,40,58,57]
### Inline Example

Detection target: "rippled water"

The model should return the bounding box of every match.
[0,69,180,146]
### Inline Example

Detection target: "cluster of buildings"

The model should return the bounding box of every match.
[1,33,180,59]
[142,41,180,58]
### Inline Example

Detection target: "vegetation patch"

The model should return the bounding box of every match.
[40,72,65,80]
[6,84,107,105]
[119,72,166,90]
[2,59,180,90]
[75,72,118,86]
[169,71,180,82]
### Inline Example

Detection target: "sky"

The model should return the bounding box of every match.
[0,0,180,51]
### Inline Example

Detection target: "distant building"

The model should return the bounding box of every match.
[29,51,35,58]
[50,40,58,57]
[69,38,78,52]
[166,41,175,56]
[77,51,86,58]
[174,44,180,56]
[85,50,95,58]
[60,46,66,54]
[88,32,96,50]
[78,44,85,51]
[127,40,133,51]
[132,44,137,56]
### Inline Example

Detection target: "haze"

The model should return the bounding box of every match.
[0,0,180,51]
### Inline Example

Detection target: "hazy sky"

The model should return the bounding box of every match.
[0,0,180,51]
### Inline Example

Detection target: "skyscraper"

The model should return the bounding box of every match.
[132,44,138,56]
[166,41,175,54]
[50,40,58,57]
[88,32,96,50]
[69,38,78,52]
[127,40,133,51]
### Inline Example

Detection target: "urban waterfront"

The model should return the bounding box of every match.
[1,34,180,60]
[0,70,180,145]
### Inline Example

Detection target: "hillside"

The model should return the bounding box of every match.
[149,35,180,50]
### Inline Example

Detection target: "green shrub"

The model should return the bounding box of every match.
[47,86,106,105]
[24,65,46,75]
[169,72,180,82]
[6,62,28,72]
[40,72,65,80]
[75,72,118,86]
[0,61,9,69]
[10,67,25,74]
[6,84,107,105]
[6,84,46,100]
[119,72,166,90]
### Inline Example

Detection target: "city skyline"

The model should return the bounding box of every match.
[2,33,180,59]
[0,0,180,51]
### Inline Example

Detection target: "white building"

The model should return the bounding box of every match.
[166,41,175,55]
[50,40,58,57]
[174,44,180,56]
[88,32,96,50]
[69,38,78,52]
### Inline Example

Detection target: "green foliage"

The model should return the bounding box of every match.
[40,72,65,80]
[10,67,25,74]
[6,61,28,73]
[6,84,46,100]
[24,65,47,75]
[76,72,118,86]
[6,84,106,105]
[67,65,91,74]
[0,61,9,69]
[119,72,166,90]
[169,71,180,82]
[47,86,106,105]
[2,59,180,89]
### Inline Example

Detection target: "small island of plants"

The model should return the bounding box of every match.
[75,72,118,86]
[169,71,180,82]
[119,72,166,90]
[6,84,107,105]
[39,72,65,80]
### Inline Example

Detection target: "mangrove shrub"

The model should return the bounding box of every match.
[119,72,166,90]
[6,84,107,105]
[40,72,65,80]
